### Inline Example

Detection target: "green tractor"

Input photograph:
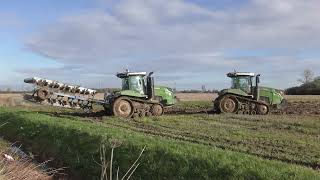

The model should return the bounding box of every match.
[214,72,286,115]
[104,70,175,118]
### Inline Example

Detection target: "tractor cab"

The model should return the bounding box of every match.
[117,71,147,95]
[228,72,256,94]
[227,72,260,100]
[116,70,155,99]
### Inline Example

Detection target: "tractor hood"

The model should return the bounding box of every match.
[218,88,249,97]
[115,90,147,98]
[219,87,284,98]
[260,86,284,96]
[155,86,174,93]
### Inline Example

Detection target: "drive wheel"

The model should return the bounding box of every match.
[219,95,238,113]
[257,104,269,115]
[112,98,133,118]
[151,104,163,116]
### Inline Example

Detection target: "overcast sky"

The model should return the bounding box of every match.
[1,0,320,90]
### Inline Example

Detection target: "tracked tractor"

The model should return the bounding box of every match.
[214,72,286,115]
[103,71,175,118]
[24,70,175,118]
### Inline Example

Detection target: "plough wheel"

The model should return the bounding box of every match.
[37,89,50,101]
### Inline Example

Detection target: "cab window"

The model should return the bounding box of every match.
[122,78,129,90]
[129,76,145,94]
[231,76,251,93]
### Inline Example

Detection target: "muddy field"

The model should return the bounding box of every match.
[0,93,29,107]
[1,93,320,116]
[285,101,320,115]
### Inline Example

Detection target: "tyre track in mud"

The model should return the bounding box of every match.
[85,117,320,170]
[45,108,320,170]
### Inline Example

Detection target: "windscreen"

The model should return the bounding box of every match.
[231,76,251,93]
[122,76,145,94]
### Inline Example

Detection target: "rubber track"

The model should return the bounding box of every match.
[215,94,279,115]
[115,96,164,117]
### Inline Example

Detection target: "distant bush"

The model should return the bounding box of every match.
[285,79,320,95]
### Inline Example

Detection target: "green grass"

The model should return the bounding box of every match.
[5,104,320,168]
[0,107,319,179]
[175,100,212,109]
[96,114,320,169]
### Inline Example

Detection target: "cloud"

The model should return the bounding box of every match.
[0,12,24,28]
[23,0,320,89]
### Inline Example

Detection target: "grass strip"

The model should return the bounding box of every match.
[0,107,319,180]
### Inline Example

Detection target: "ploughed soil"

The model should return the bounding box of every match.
[285,101,320,115]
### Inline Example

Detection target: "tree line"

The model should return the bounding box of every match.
[285,69,320,95]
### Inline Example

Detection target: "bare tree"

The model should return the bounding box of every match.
[298,69,314,84]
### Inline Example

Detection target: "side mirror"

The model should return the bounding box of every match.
[148,72,154,77]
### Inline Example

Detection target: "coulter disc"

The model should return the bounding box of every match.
[37,89,50,101]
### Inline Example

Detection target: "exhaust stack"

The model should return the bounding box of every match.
[255,74,260,101]
[147,72,154,100]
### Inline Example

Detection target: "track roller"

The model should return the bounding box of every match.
[257,104,269,115]
[151,104,164,116]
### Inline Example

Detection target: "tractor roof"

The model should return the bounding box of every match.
[116,72,147,78]
[227,72,255,77]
